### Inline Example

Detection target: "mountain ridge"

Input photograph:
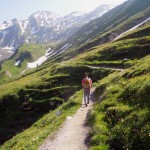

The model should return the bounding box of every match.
[0,4,113,55]
[0,0,150,149]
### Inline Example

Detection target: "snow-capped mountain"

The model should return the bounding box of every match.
[0,18,24,51]
[30,11,61,27]
[0,4,114,59]
[84,4,114,21]
[60,11,87,27]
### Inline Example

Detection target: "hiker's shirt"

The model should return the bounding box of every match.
[82,77,92,91]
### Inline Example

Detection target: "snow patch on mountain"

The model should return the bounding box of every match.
[0,20,14,30]
[26,48,52,69]
[59,44,72,55]
[23,43,71,71]
[114,17,150,40]
[69,11,85,17]
[31,26,37,35]
[85,4,115,21]
[97,9,108,18]
[18,20,29,35]
[2,46,15,51]
[27,56,47,68]
[15,60,21,66]
[54,25,61,31]
[32,11,61,27]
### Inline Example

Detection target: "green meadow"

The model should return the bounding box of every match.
[0,1,150,149]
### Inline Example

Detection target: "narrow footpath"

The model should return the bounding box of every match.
[86,65,125,72]
[39,66,125,150]
[39,88,95,150]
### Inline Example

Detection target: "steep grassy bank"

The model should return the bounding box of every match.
[0,90,82,150]
[62,36,150,71]
[88,55,150,150]
[62,0,150,54]
[0,5,150,149]
[0,60,111,147]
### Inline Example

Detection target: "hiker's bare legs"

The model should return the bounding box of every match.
[87,90,90,104]
[84,88,90,106]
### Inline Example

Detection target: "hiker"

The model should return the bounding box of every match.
[82,72,92,107]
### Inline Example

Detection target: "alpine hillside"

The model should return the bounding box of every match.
[0,0,150,150]
[0,4,113,62]
[35,0,150,65]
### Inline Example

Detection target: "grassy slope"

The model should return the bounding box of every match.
[0,59,111,149]
[88,56,150,150]
[46,24,150,150]
[0,5,150,150]
[51,5,150,65]
[64,0,150,51]
[0,90,82,150]
[115,21,150,41]
[2,1,150,73]
[67,24,150,150]
[0,44,47,84]
[79,25,150,149]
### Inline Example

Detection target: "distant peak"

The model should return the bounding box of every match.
[34,10,53,14]
[95,4,115,9]
[32,11,61,17]
[12,18,18,22]
[64,11,86,17]
[70,11,84,14]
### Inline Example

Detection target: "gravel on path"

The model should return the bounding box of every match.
[39,88,95,150]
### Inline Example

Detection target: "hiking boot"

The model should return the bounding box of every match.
[85,104,87,107]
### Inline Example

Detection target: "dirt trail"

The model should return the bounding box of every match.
[39,88,95,150]
[39,66,124,150]
[86,65,125,72]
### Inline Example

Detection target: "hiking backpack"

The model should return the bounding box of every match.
[83,77,91,88]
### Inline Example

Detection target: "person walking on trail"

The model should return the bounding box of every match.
[82,72,92,107]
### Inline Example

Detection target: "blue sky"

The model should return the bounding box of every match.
[0,0,127,23]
